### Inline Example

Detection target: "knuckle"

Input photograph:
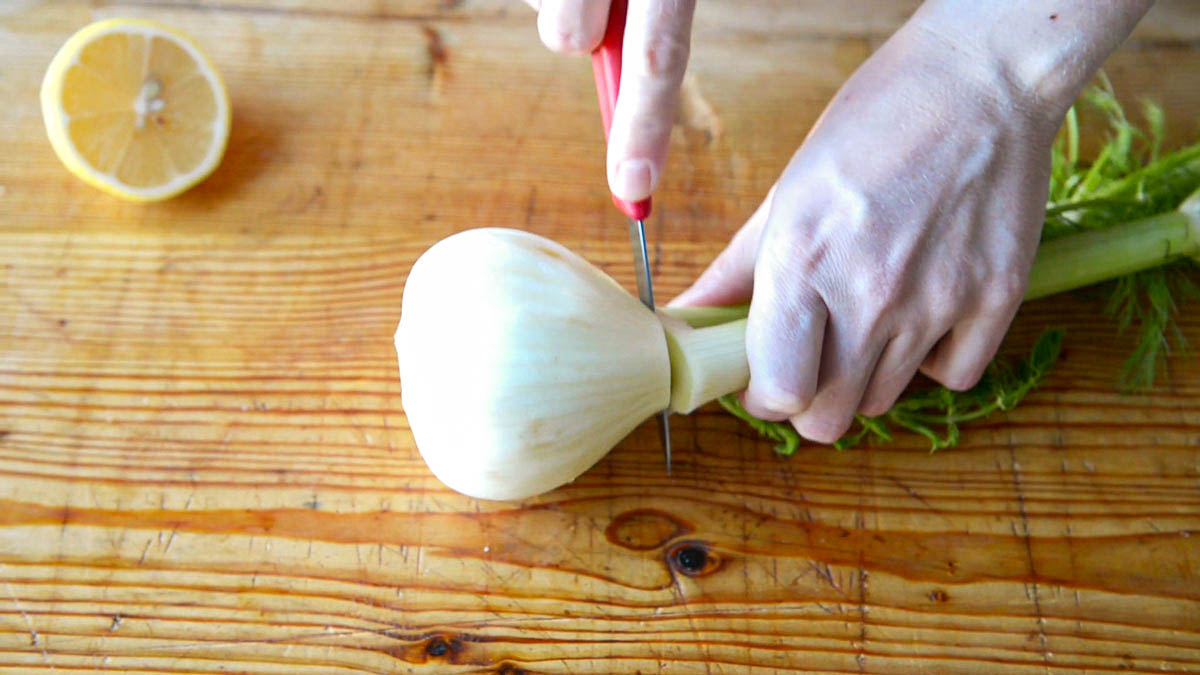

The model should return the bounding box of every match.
[860,301,899,337]
[545,31,585,53]
[849,267,888,302]
[635,31,690,80]
[835,251,905,317]
[537,21,590,53]
[754,249,814,309]
[925,295,963,329]
[981,273,1026,312]
[853,279,905,334]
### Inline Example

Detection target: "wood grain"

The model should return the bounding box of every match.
[2,1,1200,672]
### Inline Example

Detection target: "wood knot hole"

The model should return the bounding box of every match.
[667,541,720,577]
[928,588,950,603]
[425,636,451,657]
[677,546,706,571]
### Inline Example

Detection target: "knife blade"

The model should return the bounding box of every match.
[592,0,672,474]
[628,217,672,475]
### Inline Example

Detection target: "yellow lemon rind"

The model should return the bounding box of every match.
[40,18,231,202]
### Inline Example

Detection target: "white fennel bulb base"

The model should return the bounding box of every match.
[396,228,671,500]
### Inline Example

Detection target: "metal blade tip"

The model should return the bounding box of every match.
[657,410,672,475]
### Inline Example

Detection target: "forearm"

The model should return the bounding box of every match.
[909,1,1155,120]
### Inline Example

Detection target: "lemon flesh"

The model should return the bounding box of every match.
[40,19,231,202]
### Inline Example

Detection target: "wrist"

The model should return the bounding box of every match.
[906,1,1154,124]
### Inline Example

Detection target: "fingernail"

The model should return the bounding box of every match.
[615,159,654,201]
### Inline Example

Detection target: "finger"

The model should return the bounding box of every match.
[741,231,828,420]
[606,0,697,201]
[668,187,775,308]
[536,0,611,53]
[743,293,828,422]
[857,332,938,417]
[920,310,1018,391]
[788,321,887,444]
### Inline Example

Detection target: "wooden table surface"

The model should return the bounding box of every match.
[3,1,1200,672]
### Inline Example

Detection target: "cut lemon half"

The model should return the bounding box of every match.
[40,18,231,202]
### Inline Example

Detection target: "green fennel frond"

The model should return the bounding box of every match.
[717,394,802,456]
[1045,75,1200,389]
[719,330,1064,455]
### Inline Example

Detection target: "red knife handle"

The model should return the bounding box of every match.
[591,0,652,221]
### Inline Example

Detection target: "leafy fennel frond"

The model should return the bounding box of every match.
[1046,77,1200,390]
[718,330,1063,455]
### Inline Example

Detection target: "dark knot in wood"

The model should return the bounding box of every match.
[667,540,721,577]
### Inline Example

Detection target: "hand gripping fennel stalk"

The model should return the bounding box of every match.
[660,186,1200,414]
[723,86,1200,454]
[395,185,1200,501]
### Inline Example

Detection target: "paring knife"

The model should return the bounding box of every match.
[591,0,672,475]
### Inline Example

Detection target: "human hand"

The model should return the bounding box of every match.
[522,0,696,201]
[669,14,1064,443]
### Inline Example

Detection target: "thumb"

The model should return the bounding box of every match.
[668,187,774,308]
